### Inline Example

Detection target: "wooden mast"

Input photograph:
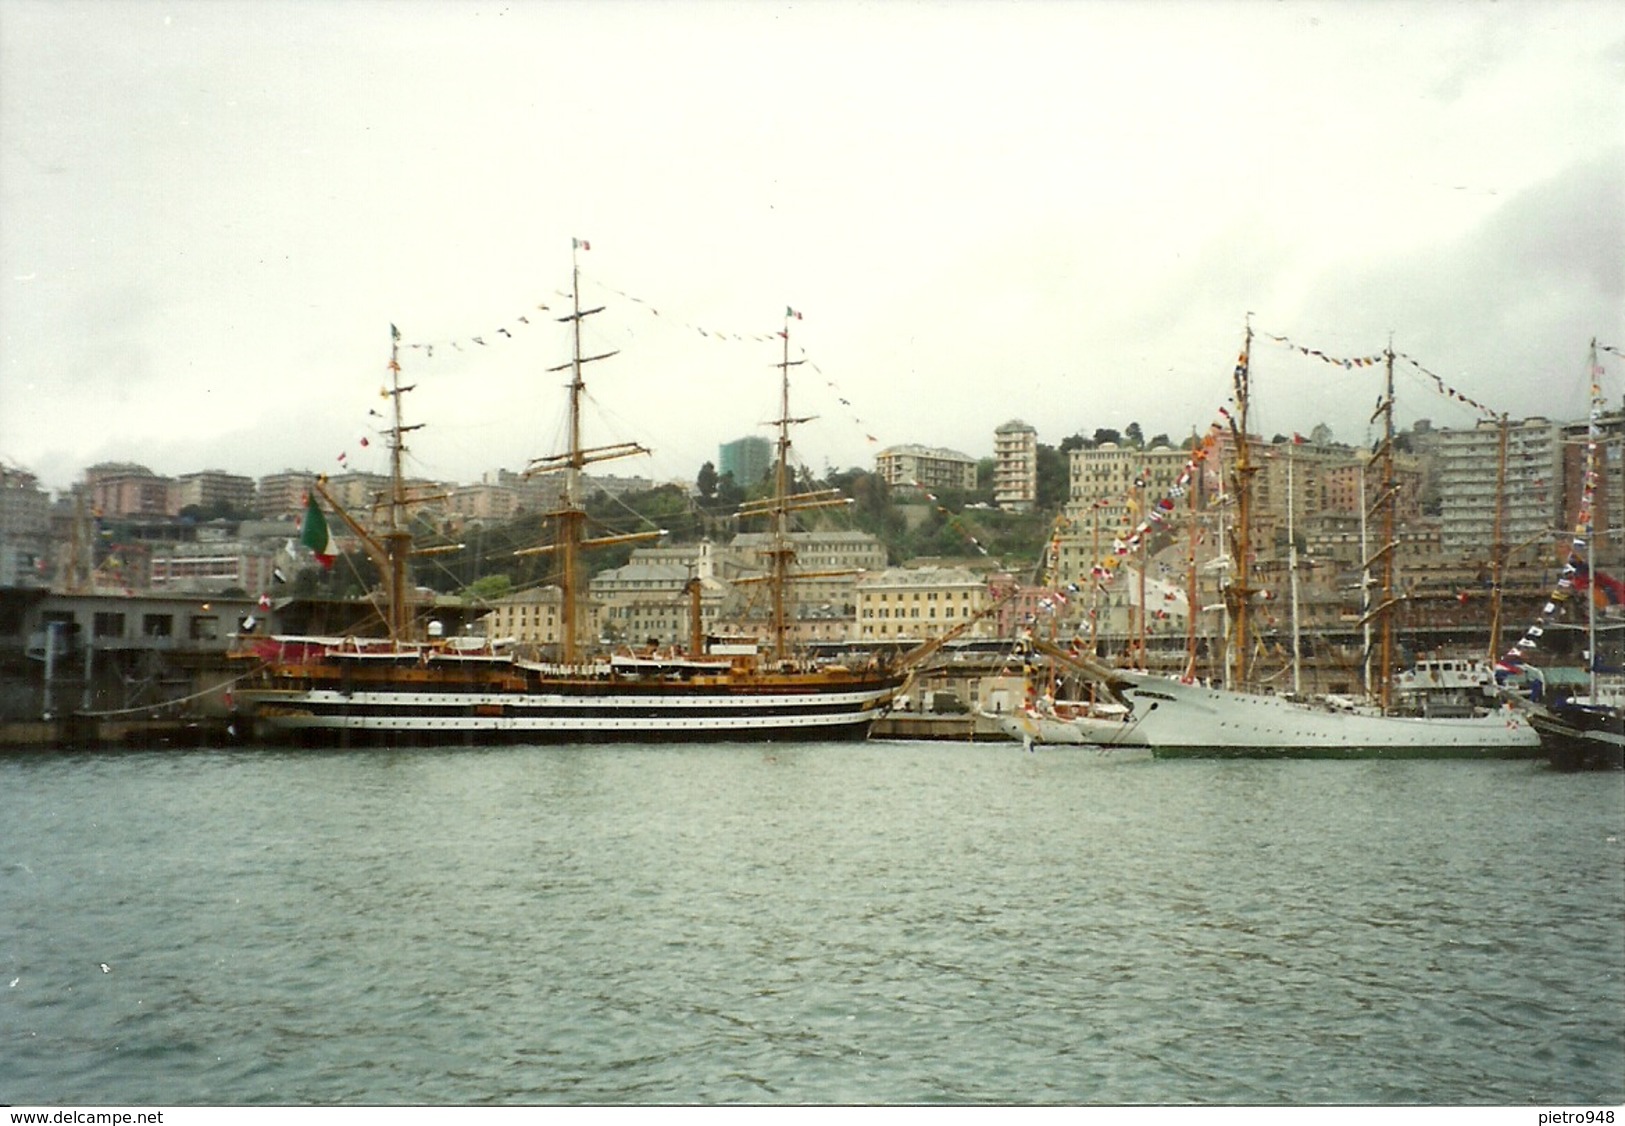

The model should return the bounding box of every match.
[1225,318,1257,690]
[1184,432,1201,682]
[1134,474,1147,670]
[735,309,850,665]
[516,241,655,664]
[307,325,427,644]
[1486,413,1511,663]
[1375,343,1398,712]
[1287,438,1302,696]
[382,327,420,643]
[768,314,803,662]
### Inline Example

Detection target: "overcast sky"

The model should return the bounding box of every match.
[2,0,1621,495]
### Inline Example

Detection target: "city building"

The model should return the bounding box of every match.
[255,470,320,519]
[445,482,520,525]
[483,586,572,651]
[992,419,1038,511]
[875,444,978,494]
[718,435,773,490]
[487,468,564,514]
[1055,442,1194,586]
[0,466,51,588]
[175,470,256,514]
[85,463,178,518]
[148,540,278,595]
[1562,408,1623,558]
[1436,417,1562,557]
[590,559,708,647]
[854,565,993,642]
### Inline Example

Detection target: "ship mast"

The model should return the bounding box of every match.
[1486,413,1511,664]
[310,325,430,644]
[735,310,852,665]
[1371,344,1399,711]
[1225,318,1258,690]
[1583,338,1602,703]
[1183,430,1201,682]
[768,316,804,660]
[1287,438,1302,696]
[382,329,419,643]
[518,241,653,664]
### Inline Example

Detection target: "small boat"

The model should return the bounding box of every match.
[992,699,1152,760]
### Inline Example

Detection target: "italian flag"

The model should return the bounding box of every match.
[300,493,336,569]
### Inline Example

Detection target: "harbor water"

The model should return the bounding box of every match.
[3,741,1621,1106]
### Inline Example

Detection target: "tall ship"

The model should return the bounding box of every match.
[1519,340,1623,770]
[232,249,913,744]
[1038,321,1539,756]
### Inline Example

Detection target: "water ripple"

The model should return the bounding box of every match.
[2,748,1620,1105]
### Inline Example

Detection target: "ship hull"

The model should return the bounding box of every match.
[1115,672,1541,758]
[993,710,1151,757]
[234,655,904,746]
[1531,705,1625,771]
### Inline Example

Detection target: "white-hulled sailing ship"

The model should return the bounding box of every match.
[232,250,911,744]
[1051,321,1539,757]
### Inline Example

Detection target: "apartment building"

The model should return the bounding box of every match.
[445,482,520,525]
[149,542,278,594]
[854,565,993,643]
[483,586,571,650]
[1436,417,1561,556]
[175,470,255,513]
[875,444,978,493]
[85,463,178,518]
[718,436,773,489]
[256,470,320,518]
[1562,408,1623,557]
[1053,442,1194,586]
[723,530,886,615]
[992,419,1037,511]
[0,466,51,587]
[590,559,722,647]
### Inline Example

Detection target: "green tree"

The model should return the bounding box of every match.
[696,461,719,502]
[1036,443,1070,509]
[464,573,513,602]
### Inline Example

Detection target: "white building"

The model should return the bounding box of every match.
[993,419,1037,511]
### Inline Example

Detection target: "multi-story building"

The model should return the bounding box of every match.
[175,470,255,514]
[482,586,580,652]
[148,541,278,594]
[323,471,395,515]
[992,419,1038,511]
[875,444,978,494]
[1436,417,1561,556]
[718,436,773,490]
[445,483,520,525]
[590,559,713,647]
[1562,408,1623,560]
[255,470,320,519]
[723,530,886,616]
[580,474,658,501]
[85,463,178,518]
[854,565,993,643]
[724,530,886,575]
[1055,442,1194,586]
[488,468,565,514]
[0,465,51,588]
